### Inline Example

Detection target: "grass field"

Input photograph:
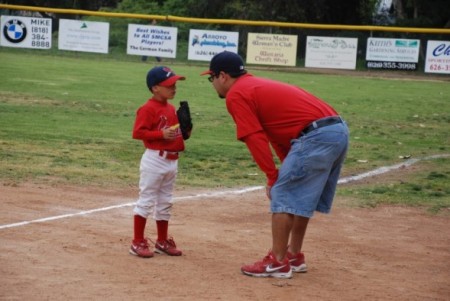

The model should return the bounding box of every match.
[0,49,449,213]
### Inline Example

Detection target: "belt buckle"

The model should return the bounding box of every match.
[159,150,178,160]
[166,153,178,160]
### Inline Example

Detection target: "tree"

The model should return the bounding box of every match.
[1,0,117,10]
[5,0,448,28]
[391,0,450,27]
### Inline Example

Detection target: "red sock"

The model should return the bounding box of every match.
[156,220,168,242]
[133,215,147,242]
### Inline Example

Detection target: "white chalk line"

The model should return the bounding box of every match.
[337,154,449,184]
[1,154,448,230]
[0,186,264,230]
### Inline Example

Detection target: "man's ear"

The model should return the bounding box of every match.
[218,71,227,82]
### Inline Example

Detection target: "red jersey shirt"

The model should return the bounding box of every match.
[132,98,184,152]
[225,73,338,185]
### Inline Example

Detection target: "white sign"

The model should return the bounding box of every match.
[58,19,109,54]
[246,33,297,66]
[305,36,358,70]
[188,29,239,61]
[366,37,420,62]
[127,24,178,58]
[1,15,52,49]
[424,40,450,74]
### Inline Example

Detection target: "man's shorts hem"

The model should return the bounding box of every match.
[271,206,313,218]
[316,206,331,214]
[271,206,331,217]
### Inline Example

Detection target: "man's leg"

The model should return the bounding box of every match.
[241,212,294,278]
[271,212,294,261]
[288,215,309,254]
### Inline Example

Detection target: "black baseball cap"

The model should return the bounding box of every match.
[201,51,246,76]
[146,66,185,90]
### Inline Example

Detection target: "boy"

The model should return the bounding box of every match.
[130,66,189,258]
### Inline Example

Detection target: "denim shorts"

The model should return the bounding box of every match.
[270,120,349,218]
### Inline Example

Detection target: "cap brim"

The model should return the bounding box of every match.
[158,75,186,87]
[200,70,213,76]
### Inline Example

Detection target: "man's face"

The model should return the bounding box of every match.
[208,72,226,99]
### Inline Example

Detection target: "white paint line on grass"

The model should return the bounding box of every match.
[1,154,448,230]
[337,154,449,184]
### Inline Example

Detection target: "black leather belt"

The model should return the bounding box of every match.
[300,116,342,136]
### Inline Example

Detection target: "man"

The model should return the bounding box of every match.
[201,51,349,279]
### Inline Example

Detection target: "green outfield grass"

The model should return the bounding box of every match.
[0,49,449,213]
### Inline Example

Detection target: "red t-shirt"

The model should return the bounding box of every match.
[132,98,184,152]
[225,73,338,185]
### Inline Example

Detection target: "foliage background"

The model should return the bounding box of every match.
[3,0,450,28]
[2,0,449,68]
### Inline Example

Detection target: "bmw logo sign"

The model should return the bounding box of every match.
[3,19,27,43]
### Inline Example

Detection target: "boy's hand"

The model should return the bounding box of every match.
[162,127,178,140]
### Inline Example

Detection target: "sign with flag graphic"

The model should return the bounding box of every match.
[366,37,420,70]
[58,19,110,54]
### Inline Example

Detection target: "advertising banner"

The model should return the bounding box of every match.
[58,19,109,54]
[127,24,178,58]
[366,37,420,70]
[1,15,52,49]
[305,36,358,70]
[188,29,238,61]
[246,33,297,66]
[424,40,450,74]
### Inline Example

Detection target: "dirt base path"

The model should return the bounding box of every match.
[0,182,449,300]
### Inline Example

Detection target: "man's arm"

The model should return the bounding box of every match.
[242,131,278,186]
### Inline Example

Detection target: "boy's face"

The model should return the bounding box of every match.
[152,84,177,101]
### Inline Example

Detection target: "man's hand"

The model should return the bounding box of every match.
[265,185,272,200]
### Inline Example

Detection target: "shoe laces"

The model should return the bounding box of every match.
[150,237,177,248]
[166,237,177,248]
[262,250,277,264]
[135,239,150,249]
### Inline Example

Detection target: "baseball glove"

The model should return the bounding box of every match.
[177,101,193,140]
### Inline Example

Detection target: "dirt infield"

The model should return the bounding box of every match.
[0,182,449,301]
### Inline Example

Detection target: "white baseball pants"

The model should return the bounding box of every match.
[133,149,178,220]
